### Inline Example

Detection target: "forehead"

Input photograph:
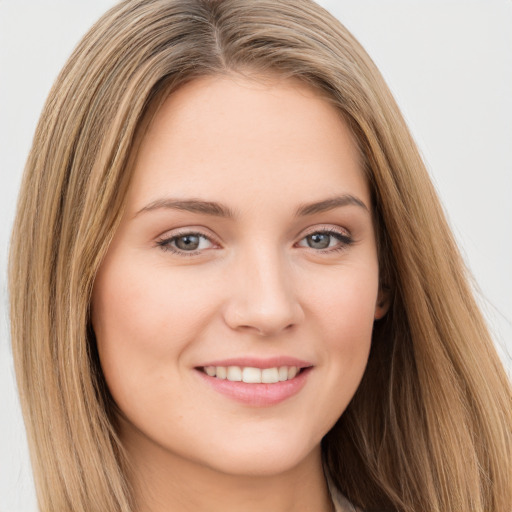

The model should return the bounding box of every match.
[126,73,369,214]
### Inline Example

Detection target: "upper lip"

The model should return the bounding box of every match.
[196,356,313,369]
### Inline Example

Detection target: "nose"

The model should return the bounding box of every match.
[223,247,304,337]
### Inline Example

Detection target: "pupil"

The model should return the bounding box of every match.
[176,235,200,250]
[308,233,330,249]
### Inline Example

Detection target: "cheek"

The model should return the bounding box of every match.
[304,262,378,405]
[93,251,215,344]
[308,260,379,338]
[90,254,216,408]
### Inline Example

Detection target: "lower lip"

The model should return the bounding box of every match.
[195,367,312,407]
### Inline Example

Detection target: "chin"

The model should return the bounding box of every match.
[194,434,320,477]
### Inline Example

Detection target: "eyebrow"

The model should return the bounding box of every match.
[135,198,236,218]
[134,194,369,219]
[294,194,369,216]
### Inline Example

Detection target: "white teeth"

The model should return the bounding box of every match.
[226,366,242,382]
[205,366,216,377]
[242,367,261,383]
[203,365,303,383]
[261,367,279,383]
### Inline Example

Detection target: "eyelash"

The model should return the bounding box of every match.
[298,228,353,254]
[156,230,216,256]
[156,227,353,256]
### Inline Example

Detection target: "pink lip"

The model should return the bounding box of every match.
[194,357,313,407]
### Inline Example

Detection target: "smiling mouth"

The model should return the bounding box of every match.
[200,365,305,383]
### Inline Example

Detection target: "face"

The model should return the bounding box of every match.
[92,74,386,477]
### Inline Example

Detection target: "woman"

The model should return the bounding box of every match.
[9,1,511,511]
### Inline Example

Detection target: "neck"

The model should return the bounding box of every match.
[124,432,333,512]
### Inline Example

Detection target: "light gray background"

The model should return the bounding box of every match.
[1,1,511,510]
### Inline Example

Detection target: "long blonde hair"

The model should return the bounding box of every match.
[9,1,511,511]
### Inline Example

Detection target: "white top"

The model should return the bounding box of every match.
[326,470,362,512]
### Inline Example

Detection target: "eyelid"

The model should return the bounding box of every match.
[155,224,353,256]
[295,224,354,253]
[155,227,221,255]
[299,224,351,239]
[155,224,218,240]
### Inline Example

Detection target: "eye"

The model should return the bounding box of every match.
[296,229,353,252]
[156,232,215,254]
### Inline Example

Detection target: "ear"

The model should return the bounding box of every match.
[374,286,391,320]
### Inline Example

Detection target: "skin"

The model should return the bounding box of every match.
[92,73,388,512]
